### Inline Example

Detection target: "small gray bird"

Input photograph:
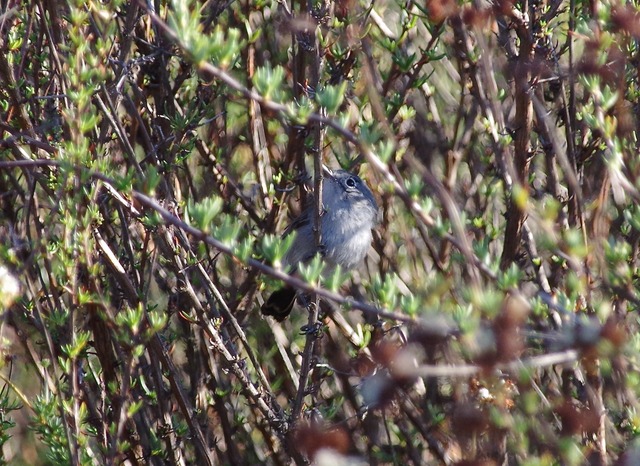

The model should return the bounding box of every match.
[261,169,379,321]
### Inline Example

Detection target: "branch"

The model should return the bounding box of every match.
[394,349,580,379]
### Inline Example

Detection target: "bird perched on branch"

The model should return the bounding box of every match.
[261,169,379,321]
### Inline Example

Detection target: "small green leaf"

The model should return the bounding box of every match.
[187,197,223,232]
[253,65,286,102]
[315,81,348,114]
[325,264,349,292]
[261,234,295,269]
[298,255,325,286]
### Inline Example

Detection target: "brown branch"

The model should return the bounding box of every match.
[499,75,533,269]
[292,15,325,425]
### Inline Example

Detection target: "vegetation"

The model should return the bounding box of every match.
[1,0,640,464]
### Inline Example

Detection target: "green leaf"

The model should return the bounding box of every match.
[261,234,295,269]
[315,81,348,114]
[187,196,223,233]
[298,255,325,286]
[325,264,349,292]
[253,64,286,102]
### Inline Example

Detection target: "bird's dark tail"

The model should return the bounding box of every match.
[261,287,297,321]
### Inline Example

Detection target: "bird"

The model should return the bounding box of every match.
[261,169,379,321]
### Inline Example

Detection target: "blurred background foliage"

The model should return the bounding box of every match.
[1,0,640,463]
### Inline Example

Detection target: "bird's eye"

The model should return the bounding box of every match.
[345,177,357,188]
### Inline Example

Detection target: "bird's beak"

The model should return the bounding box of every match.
[322,165,334,179]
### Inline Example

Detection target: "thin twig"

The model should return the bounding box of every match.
[394,349,580,379]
